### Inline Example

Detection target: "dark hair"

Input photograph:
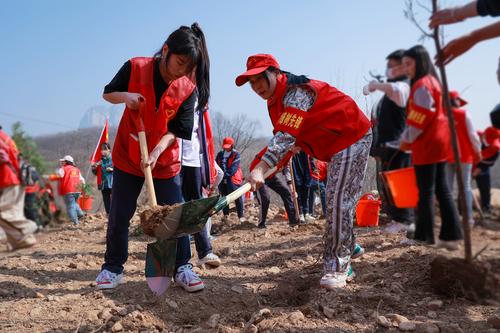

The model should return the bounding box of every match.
[264,66,310,85]
[154,23,210,109]
[403,45,439,85]
[386,49,405,62]
[101,142,111,150]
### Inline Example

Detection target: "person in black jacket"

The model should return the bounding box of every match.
[363,50,414,232]
[216,137,245,222]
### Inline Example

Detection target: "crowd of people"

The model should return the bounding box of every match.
[0,0,498,294]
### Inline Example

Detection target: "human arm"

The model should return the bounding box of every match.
[399,86,435,149]
[364,81,410,107]
[429,1,479,28]
[437,20,500,65]
[143,132,177,170]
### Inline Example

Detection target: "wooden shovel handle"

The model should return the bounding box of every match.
[224,166,278,205]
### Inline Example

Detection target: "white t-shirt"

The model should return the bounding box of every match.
[181,109,201,167]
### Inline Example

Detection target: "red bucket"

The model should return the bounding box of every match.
[78,196,93,211]
[382,167,419,208]
[356,199,381,227]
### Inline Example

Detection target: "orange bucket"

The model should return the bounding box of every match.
[382,167,419,208]
[78,196,93,211]
[356,199,381,227]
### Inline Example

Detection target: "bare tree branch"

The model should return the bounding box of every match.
[404,0,434,41]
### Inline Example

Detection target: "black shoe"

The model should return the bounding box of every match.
[258,223,267,229]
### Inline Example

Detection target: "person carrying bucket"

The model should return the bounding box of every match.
[236,54,372,289]
[445,91,481,226]
[399,45,462,250]
[96,23,210,293]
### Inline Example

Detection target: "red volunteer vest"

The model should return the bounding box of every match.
[59,165,82,195]
[0,130,20,188]
[25,183,41,194]
[406,75,450,165]
[216,150,243,185]
[113,57,196,179]
[447,108,475,164]
[202,109,218,186]
[267,74,370,162]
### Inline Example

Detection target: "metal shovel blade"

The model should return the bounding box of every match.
[145,239,177,295]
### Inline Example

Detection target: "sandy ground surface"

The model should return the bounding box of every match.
[0,203,499,333]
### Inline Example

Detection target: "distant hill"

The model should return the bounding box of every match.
[78,105,123,129]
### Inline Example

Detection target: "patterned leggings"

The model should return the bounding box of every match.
[323,131,372,273]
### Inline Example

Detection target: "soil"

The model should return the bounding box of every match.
[1,204,499,333]
[140,204,180,237]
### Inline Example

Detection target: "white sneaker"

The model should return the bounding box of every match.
[239,217,246,223]
[305,214,316,222]
[96,269,124,289]
[299,215,306,224]
[436,240,460,251]
[320,266,355,290]
[175,264,205,292]
[384,221,409,234]
[197,253,221,267]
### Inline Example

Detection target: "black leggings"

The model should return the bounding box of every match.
[414,162,462,243]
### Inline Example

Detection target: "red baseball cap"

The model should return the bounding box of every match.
[449,90,468,107]
[222,137,234,149]
[235,54,280,86]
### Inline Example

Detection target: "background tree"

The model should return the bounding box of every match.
[11,121,47,174]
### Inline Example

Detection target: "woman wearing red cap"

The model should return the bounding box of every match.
[446,91,481,226]
[400,45,462,248]
[215,137,244,222]
[475,122,500,213]
[236,53,372,289]
[96,23,210,293]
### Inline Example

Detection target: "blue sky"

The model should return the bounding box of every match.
[0,0,498,137]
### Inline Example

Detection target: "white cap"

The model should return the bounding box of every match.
[59,155,74,163]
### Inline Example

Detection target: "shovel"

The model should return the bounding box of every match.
[145,152,293,295]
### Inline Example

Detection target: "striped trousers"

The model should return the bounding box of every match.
[323,131,372,273]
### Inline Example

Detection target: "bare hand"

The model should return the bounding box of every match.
[142,146,162,171]
[124,93,145,110]
[429,8,465,29]
[248,169,265,192]
[435,34,476,65]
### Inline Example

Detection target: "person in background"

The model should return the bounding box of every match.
[22,157,42,227]
[216,137,245,222]
[291,151,313,223]
[400,45,462,250]
[0,125,38,250]
[474,121,500,214]
[47,155,85,226]
[250,147,299,228]
[179,103,221,268]
[364,49,414,233]
[91,142,113,215]
[446,91,481,226]
[308,157,327,218]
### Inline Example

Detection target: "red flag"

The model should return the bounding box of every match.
[90,119,109,187]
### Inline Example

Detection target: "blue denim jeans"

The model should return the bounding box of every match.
[63,193,84,225]
[447,163,473,223]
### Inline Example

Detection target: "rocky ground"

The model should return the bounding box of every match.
[0,203,499,333]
